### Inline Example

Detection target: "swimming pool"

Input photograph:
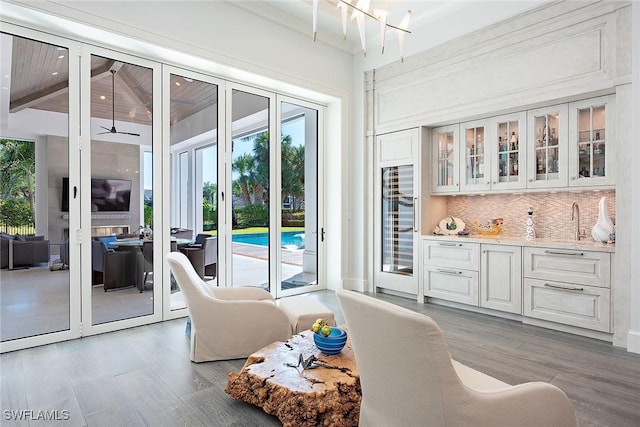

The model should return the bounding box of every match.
[232,231,304,249]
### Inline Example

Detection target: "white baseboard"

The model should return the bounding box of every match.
[340,278,366,292]
[628,330,640,354]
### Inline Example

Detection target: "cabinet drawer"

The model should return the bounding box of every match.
[523,278,610,332]
[423,266,479,306]
[523,247,610,287]
[423,241,479,270]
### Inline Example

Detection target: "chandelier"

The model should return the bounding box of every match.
[312,0,412,60]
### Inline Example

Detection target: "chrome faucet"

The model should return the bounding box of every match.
[571,202,586,240]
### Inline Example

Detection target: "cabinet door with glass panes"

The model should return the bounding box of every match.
[459,119,491,192]
[490,112,527,191]
[526,103,568,189]
[568,95,615,187]
[432,124,460,193]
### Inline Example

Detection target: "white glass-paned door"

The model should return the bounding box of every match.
[0,30,81,351]
[165,66,220,315]
[277,98,321,297]
[229,88,272,290]
[81,47,161,335]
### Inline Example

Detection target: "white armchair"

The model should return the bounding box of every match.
[337,290,579,427]
[166,252,292,362]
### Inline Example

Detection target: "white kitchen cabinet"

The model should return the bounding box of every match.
[523,247,610,288]
[526,103,569,189]
[422,240,479,306]
[523,246,611,332]
[432,124,460,194]
[480,244,522,314]
[489,112,527,191]
[459,119,490,192]
[568,95,615,188]
[524,278,610,332]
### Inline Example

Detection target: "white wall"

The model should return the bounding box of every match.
[628,0,640,354]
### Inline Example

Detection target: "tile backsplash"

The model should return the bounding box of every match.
[443,190,615,241]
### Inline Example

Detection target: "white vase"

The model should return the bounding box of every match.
[591,196,614,242]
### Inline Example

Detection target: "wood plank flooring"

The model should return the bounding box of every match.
[1,290,639,426]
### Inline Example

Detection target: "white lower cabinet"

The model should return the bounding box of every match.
[423,266,479,305]
[421,238,613,336]
[523,278,610,332]
[480,244,522,314]
[523,247,611,332]
[423,240,479,306]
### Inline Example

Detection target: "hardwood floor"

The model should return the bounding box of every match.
[1,290,639,426]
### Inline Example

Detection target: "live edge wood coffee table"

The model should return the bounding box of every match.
[225,330,361,427]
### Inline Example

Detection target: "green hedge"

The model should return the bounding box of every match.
[236,204,268,228]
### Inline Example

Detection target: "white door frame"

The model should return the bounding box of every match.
[79,46,162,336]
[0,25,82,353]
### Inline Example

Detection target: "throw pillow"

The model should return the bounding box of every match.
[14,233,27,241]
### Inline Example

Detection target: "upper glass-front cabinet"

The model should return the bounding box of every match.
[568,95,614,187]
[491,112,526,191]
[460,120,489,192]
[432,124,459,193]
[527,103,568,189]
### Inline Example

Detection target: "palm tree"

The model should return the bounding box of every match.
[232,153,255,206]
[0,139,36,226]
[252,132,270,205]
[291,145,306,210]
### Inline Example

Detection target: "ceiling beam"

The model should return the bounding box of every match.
[9,60,123,113]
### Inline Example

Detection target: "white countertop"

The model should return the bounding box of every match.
[421,234,615,253]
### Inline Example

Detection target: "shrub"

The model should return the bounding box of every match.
[0,198,33,227]
[236,204,268,228]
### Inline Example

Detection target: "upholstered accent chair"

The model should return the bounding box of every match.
[336,290,579,427]
[166,251,292,362]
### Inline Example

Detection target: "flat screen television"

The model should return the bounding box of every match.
[61,177,132,212]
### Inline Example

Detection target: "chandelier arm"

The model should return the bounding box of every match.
[337,0,411,34]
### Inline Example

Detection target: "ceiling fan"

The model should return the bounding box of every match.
[97,69,140,137]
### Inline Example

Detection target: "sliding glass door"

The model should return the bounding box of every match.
[229,87,273,290]
[81,47,161,334]
[225,87,323,297]
[165,66,221,315]
[0,29,81,352]
[1,25,325,352]
[278,98,321,296]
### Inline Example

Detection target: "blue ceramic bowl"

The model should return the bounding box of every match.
[313,327,347,355]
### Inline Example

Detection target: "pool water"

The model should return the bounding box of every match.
[232,231,304,249]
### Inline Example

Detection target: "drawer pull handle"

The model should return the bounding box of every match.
[544,250,584,256]
[436,269,462,275]
[438,243,462,247]
[544,283,584,292]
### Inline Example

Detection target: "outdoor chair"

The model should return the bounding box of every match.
[180,233,217,279]
[0,233,50,269]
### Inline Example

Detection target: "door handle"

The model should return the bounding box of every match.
[544,283,584,292]
[413,197,418,232]
[544,250,584,256]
